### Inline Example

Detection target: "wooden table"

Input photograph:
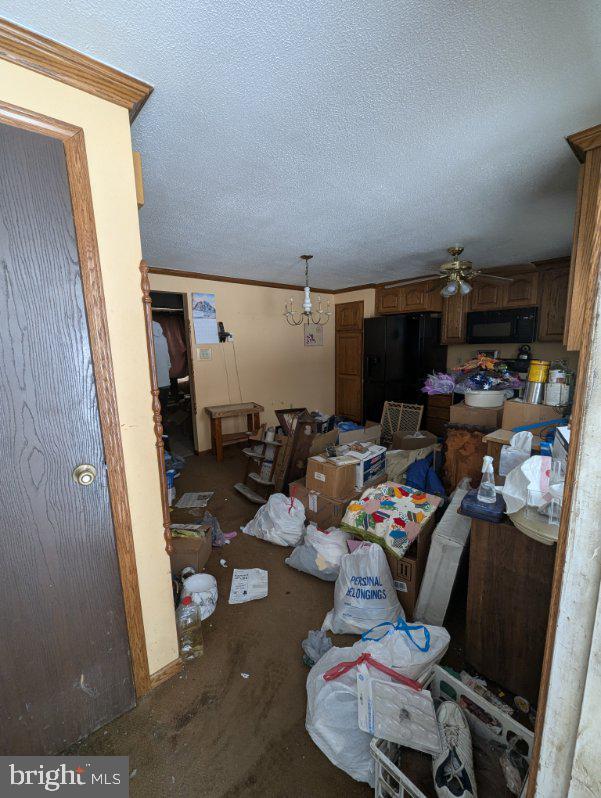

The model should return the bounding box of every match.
[204,402,264,462]
[466,517,556,704]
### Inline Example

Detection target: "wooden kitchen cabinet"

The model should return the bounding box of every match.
[376,280,442,315]
[504,272,539,307]
[466,518,555,703]
[538,266,570,341]
[441,292,469,343]
[400,280,443,312]
[469,281,505,310]
[375,285,402,315]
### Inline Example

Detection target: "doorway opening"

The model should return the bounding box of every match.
[150,291,197,466]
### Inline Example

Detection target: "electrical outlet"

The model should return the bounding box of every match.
[197,347,212,360]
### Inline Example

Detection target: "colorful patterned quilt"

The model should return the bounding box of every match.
[340,481,441,558]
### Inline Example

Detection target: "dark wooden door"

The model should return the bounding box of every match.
[335,301,363,422]
[0,124,134,754]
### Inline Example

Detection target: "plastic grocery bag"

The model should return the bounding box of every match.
[306,618,449,785]
[499,431,532,477]
[302,629,333,667]
[286,524,349,581]
[322,543,403,634]
[181,573,218,620]
[242,493,305,546]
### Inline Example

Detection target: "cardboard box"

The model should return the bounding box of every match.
[385,514,435,620]
[348,444,387,489]
[392,430,439,451]
[449,401,504,430]
[291,473,388,529]
[338,421,382,446]
[502,399,568,431]
[169,526,212,576]
[310,429,338,456]
[306,455,357,499]
[290,477,353,528]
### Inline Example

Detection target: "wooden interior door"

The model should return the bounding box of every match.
[335,301,364,422]
[0,123,135,753]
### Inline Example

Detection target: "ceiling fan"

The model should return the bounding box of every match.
[386,246,514,298]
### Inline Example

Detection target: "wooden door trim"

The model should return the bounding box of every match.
[0,99,151,698]
[526,130,601,795]
[0,19,153,121]
[140,261,173,556]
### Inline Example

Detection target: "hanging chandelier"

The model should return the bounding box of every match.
[283,255,331,326]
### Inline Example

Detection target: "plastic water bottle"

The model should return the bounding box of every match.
[176,596,204,660]
[477,455,497,504]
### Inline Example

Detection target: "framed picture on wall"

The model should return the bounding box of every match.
[304,323,323,347]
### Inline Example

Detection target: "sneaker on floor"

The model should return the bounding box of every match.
[432,701,477,798]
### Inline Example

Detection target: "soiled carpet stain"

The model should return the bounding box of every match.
[67,448,371,797]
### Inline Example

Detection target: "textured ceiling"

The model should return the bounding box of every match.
[7,1,601,288]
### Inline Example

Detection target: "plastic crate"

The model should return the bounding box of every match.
[371,665,534,798]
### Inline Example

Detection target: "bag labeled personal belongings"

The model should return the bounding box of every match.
[286,524,350,581]
[306,618,450,785]
[242,493,305,546]
[322,542,403,634]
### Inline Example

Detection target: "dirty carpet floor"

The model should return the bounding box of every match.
[69,447,372,797]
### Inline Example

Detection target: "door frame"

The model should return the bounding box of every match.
[0,99,151,698]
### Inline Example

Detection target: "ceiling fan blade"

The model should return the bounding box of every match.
[383,274,441,289]
[474,273,514,283]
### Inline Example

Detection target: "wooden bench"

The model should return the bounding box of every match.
[204,402,264,462]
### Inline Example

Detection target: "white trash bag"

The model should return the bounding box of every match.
[306,618,450,785]
[322,543,403,634]
[286,524,349,581]
[181,572,218,620]
[242,493,305,546]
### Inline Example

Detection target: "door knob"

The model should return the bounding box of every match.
[72,464,97,486]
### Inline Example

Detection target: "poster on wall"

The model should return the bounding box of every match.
[192,292,219,344]
[304,323,323,346]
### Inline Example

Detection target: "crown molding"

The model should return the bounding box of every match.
[148,256,572,296]
[0,18,152,121]
[147,266,336,294]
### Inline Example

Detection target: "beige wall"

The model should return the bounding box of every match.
[149,273,336,450]
[0,60,179,675]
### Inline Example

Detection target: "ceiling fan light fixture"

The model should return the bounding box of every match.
[441,280,459,298]
[459,279,472,295]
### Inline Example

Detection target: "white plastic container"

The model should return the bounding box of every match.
[371,665,534,798]
[464,389,506,408]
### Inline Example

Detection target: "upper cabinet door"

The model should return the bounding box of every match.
[375,286,402,315]
[469,281,505,310]
[336,300,363,330]
[441,292,469,344]
[399,280,443,312]
[504,273,539,308]
[538,267,570,341]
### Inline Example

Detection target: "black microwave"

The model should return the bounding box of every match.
[466,307,538,344]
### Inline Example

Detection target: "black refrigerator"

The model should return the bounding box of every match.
[363,313,447,423]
